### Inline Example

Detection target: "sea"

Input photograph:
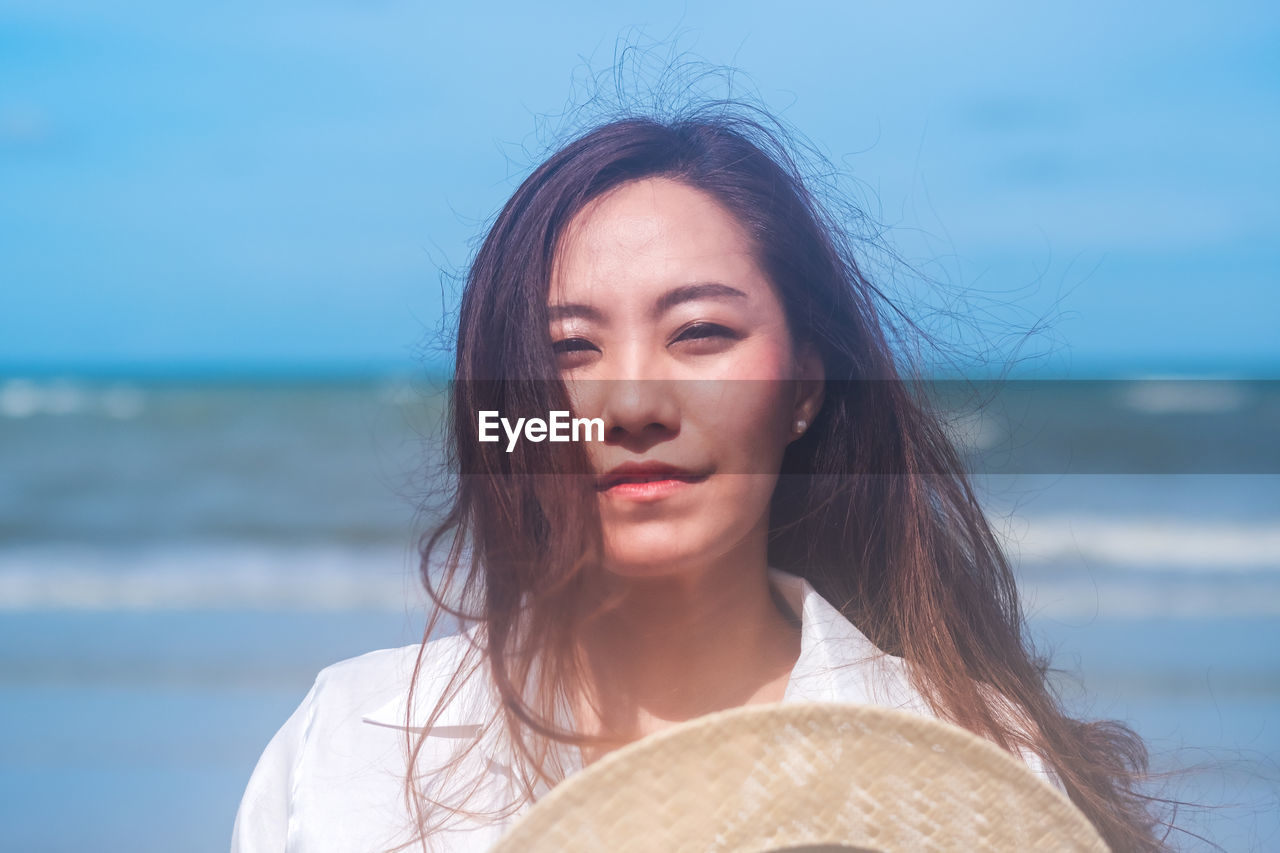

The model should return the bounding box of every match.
[0,374,1276,851]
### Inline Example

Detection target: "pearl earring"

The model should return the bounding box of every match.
[793,418,808,434]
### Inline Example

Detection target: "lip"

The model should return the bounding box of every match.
[596,461,709,500]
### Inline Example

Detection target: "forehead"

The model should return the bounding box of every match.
[549,177,765,302]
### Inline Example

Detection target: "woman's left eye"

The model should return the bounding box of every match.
[670,322,738,345]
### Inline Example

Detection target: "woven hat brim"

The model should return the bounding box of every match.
[492,701,1109,852]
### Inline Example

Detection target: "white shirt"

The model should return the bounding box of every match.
[231,568,1064,852]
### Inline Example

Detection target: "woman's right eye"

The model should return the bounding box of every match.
[551,337,599,368]
[551,337,595,353]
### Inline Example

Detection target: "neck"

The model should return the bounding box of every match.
[573,540,801,756]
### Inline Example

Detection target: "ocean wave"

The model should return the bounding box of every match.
[1119,379,1251,414]
[0,379,145,419]
[0,540,1277,618]
[1022,577,1280,619]
[0,545,424,611]
[995,514,1280,570]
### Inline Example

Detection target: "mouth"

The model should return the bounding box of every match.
[596,462,710,495]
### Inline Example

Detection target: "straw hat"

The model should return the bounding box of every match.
[492,702,1109,852]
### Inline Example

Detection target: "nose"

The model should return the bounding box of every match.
[597,376,680,445]
[561,340,680,449]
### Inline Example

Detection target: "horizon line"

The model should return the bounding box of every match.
[2,356,1280,383]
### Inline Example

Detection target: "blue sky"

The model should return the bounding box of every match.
[2,1,1277,376]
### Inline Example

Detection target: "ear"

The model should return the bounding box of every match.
[790,341,825,440]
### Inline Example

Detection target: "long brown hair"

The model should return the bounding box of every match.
[407,108,1168,851]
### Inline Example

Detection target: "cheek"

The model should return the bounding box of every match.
[699,401,787,471]
[688,344,795,468]
[712,334,795,382]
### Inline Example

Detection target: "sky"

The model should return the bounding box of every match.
[2,1,1277,376]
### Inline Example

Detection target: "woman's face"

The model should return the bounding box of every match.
[548,176,823,579]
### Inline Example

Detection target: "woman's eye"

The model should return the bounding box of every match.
[551,337,597,353]
[551,337,600,368]
[670,323,739,346]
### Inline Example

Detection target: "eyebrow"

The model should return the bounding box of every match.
[548,282,748,323]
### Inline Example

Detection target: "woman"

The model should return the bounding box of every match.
[232,109,1164,851]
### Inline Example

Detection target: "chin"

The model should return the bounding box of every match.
[600,549,695,579]
[599,532,705,579]
[598,524,741,580]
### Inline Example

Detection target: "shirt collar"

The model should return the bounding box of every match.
[772,567,884,707]
[361,567,886,736]
[361,619,492,736]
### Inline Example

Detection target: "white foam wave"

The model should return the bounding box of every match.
[0,545,426,611]
[2,527,1277,617]
[1119,380,1250,414]
[996,514,1280,570]
[0,379,145,419]
[1021,578,1280,619]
